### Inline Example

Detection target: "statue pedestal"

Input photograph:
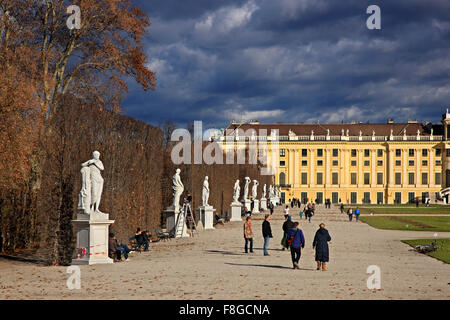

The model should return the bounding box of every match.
[269,197,278,207]
[198,205,216,230]
[252,199,260,214]
[230,202,243,221]
[260,198,267,210]
[164,206,190,238]
[71,212,114,265]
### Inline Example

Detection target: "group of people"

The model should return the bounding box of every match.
[243,213,331,270]
[344,206,361,221]
[108,227,151,262]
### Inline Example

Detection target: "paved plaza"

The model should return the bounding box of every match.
[0,206,448,300]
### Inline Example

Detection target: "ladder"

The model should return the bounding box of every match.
[174,202,199,238]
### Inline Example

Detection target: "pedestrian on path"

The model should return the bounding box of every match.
[284,205,289,216]
[340,203,344,214]
[281,215,294,250]
[313,223,331,271]
[285,222,305,269]
[347,207,353,221]
[354,207,361,222]
[262,214,273,256]
[243,216,254,253]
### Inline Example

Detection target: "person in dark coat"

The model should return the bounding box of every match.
[312,223,331,271]
[285,222,305,269]
[281,215,294,250]
[262,214,273,256]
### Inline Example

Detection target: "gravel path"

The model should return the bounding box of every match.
[0,206,449,300]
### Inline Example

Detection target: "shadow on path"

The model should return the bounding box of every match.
[225,262,315,271]
[205,250,244,256]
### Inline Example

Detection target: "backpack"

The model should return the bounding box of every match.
[287,230,299,247]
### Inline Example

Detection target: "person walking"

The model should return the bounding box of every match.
[313,223,331,271]
[285,222,305,269]
[340,203,344,214]
[262,214,273,256]
[284,205,289,216]
[347,207,353,221]
[354,207,361,222]
[243,216,254,253]
[281,215,295,250]
[269,202,274,215]
[298,207,303,220]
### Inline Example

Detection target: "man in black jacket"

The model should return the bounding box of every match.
[262,214,273,256]
[281,215,295,251]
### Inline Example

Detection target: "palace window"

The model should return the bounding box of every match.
[422,160,428,166]
[377,160,383,166]
[301,160,307,166]
[279,172,286,185]
[422,149,428,157]
[317,149,323,157]
[447,149,450,157]
[317,160,323,166]
[280,161,286,166]
[364,149,370,157]
[435,172,442,185]
[377,172,383,185]
[409,160,414,166]
[395,160,401,166]
[351,160,357,166]
[396,149,401,156]
[422,172,428,185]
[436,160,442,166]
[377,149,383,157]
[408,172,415,185]
[351,173,357,185]
[332,160,338,166]
[409,149,415,157]
[436,148,442,157]
[364,173,370,185]
[395,173,402,185]
[364,160,370,166]
[301,172,308,185]
[302,149,307,157]
[316,172,323,185]
[280,149,286,157]
[332,149,339,157]
[351,149,357,157]
[332,172,339,185]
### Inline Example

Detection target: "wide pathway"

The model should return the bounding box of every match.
[0,205,449,299]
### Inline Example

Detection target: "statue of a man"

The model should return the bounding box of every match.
[233,179,240,203]
[269,185,274,198]
[202,176,210,206]
[242,177,250,201]
[262,184,266,198]
[252,180,259,199]
[172,168,184,211]
[78,151,104,214]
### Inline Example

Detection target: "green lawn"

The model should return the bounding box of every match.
[402,238,450,264]
[338,203,448,208]
[359,216,450,232]
[343,206,450,215]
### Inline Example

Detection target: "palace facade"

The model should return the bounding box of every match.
[214,111,450,205]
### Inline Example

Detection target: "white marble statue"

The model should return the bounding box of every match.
[78,151,104,214]
[242,177,250,201]
[262,184,266,198]
[252,180,259,199]
[233,179,240,203]
[172,168,184,211]
[269,185,274,198]
[277,186,281,198]
[202,176,210,206]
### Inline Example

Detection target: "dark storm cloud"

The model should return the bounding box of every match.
[124,0,450,129]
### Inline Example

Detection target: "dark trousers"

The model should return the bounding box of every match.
[348,214,353,221]
[118,245,131,259]
[245,238,253,253]
[290,247,301,265]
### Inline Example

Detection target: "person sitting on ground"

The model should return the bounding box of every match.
[109,232,121,262]
[135,227,150,252]
[313,223,331,271]
[281,215,295,251]
[285,222,305,269]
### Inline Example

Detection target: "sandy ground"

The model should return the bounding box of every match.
[0,205,449,300]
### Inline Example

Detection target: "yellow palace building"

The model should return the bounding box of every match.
[215,110,450,205]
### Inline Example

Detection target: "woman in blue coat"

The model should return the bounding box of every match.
[312,223,331,271]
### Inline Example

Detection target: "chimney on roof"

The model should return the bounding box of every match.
[407,120,418,124]
[249,120,259,124]
[387,119,394,124]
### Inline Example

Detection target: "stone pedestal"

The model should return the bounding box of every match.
[230,202,243,221]
[269,197,278,206]
[164,206,190,238]
[71,212,114,265]
[198,205,216,230]
[260,198,267,210]
[252,199,260,214]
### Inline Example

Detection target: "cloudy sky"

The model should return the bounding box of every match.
[123,0,450,129]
